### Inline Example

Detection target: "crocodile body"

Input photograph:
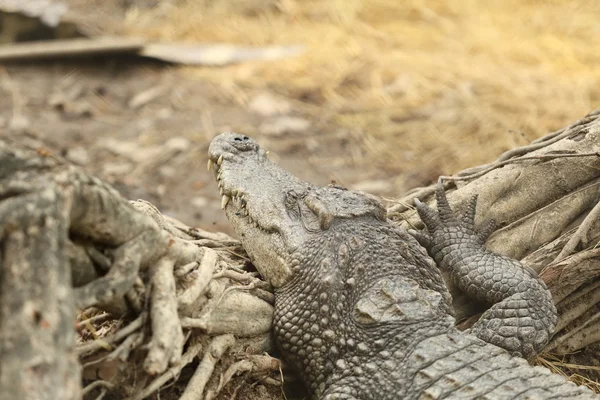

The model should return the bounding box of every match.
[208,132,597,399]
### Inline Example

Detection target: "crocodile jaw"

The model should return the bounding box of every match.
[208,132,310,287]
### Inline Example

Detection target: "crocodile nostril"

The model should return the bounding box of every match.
[243,136,249,141]
[234,137,243,142]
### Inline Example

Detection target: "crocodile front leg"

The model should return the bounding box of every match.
[411,181,557,358]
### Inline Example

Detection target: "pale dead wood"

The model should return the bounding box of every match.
[180,334,236,400]
[0,37,145,61]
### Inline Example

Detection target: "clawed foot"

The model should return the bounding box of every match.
[409,179,496,258]
[409,179,556,359]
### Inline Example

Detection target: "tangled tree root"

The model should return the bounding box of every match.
[2,109,600,399]
[0,141,284,400]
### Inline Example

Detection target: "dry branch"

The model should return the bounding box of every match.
[0,140,274,400]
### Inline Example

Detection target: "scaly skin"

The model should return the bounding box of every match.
[208,132,597,399]
[411,183,558,359]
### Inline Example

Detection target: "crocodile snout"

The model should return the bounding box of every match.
[207,132,260,167]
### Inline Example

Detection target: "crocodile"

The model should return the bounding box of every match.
[208,132,598,399]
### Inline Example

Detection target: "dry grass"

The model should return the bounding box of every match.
[536,353,600,393]
[124,0,600,184]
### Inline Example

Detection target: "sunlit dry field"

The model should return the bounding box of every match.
[125,0,600,187]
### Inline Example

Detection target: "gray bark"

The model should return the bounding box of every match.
[0,141,277,400]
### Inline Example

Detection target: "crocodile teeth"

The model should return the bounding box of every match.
[219,187,224,195]
[217,154,224,165]
[221,195,230,210]
[207,159,214,171]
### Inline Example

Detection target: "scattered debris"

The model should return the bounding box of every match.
[191,197,209,208]
[0,37,144,61]
[249,92,292,117]
[260,116,311,136]
[0,1,303,65]
[0,36,304,65]
[128,84,170,109]
[140,43,304,66]
[0,0,67,27]
[64,146,90,166]
[8,114,29,131]
[351,179,390,194]
[0,0,83,44]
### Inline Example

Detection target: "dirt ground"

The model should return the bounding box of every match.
[4,0,600,236]
[1,58,375,235]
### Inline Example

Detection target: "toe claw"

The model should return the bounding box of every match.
[408,229,432,248]
[435,180,455,223]
[414,198,441,230]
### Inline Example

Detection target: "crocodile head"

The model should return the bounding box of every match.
[208,132,387,287]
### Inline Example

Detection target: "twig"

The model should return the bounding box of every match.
[76,314,144,355]
[174,261,200,277]
[387,110,600,215]
[212,269,270,290]
[76,312,112,330]
[387,183,452,215]
[540,248,600,303]
[531,109,600,145]
[191,238,241,248]
[144,257,184,375]
[75,228,165,310]
[250,288,276,304]
[177,248,217,310]
[163,214,237,243]
[107,332,144,362]
[180,281,264,330]
[129,337,205,400]
[549,311,600,354]
[125,277,145,314]
[82,380,115,397]
[554,200,600,262]
[554,280,600,332]
[180,334,236,400]
[180,316,209,330]
[441,152,600,183]
[205,355,281,400]
[94,389,108,400]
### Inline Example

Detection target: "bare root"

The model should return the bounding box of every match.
[180,334,236,400]
[0,140,276,400]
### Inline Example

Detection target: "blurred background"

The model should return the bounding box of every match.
[2,0,599,234]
